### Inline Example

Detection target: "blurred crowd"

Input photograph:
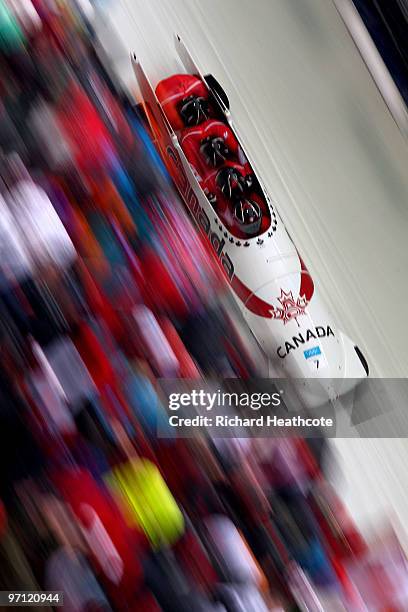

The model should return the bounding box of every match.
[0,0,407,610]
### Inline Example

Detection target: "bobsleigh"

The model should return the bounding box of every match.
[132,36,368,401]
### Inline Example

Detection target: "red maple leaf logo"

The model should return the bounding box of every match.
[272,289,308,325]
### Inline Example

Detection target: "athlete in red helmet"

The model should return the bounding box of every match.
[156,74,210,130]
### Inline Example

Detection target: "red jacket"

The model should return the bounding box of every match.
[53,468,147,601]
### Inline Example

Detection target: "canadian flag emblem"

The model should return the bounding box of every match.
[272,289,308,325]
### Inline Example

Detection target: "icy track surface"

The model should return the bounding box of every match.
[94,0,408,534]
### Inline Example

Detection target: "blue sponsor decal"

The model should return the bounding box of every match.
[304,346,321,360]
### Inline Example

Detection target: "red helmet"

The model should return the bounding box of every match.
[178,94,210,127]
[216,163,254,200]
[233,197,262,236]
[156,75,210,130]
[181,120,239,183]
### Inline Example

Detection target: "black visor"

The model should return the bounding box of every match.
[216,167,249,200]
[234,198,262,235]
[200,136,229,167]
[178,95,209,126]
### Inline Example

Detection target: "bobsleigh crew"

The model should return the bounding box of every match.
[156,75,271,239]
